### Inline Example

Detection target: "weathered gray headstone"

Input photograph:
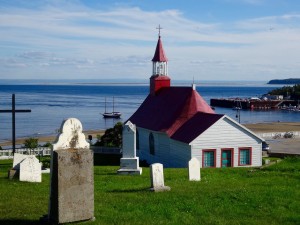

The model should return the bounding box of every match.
[19,155,42,182]
[150,163,170,192]
[48,118,94,224]
[117,121,142,175]
[188,157,201,181]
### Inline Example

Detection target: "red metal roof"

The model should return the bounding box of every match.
[171,112,223,143]
[129,86,219,143]
[152,36,168,62]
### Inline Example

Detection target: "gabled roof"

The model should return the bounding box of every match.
[128,86,215,138]
[152,36,168,62]
[171,112,223,143]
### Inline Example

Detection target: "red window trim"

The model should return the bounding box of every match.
[220,148,234,168]
[202,149,216,168]
[238,147,252,166]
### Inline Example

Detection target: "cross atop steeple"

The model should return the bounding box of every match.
[156,24,162,37]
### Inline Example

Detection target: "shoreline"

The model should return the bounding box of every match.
[0,130,105,148]
[243,122,300,133]
[1,122,300,148]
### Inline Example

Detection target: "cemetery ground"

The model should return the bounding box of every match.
[0,156,299,225]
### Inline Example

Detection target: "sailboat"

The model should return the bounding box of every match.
[102,97,122,119]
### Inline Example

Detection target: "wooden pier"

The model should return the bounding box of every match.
[210,98,296,110]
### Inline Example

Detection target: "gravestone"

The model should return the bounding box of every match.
[13,153,29,170]
[19,155,42,182]
[48,118,94,224]
[8,153,42,181]
[8,153,28,179]
[188,157,201,181]
[117,121,142,175]
[150,163,170,192]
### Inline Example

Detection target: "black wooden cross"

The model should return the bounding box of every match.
[0,94,31,154]
[156,24,163,37]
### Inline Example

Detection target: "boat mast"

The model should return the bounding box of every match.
[113,97,115,113]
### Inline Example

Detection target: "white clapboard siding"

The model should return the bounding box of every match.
[137,127,191,168]
[136,127,150,161]
[191,116,262,168]
[136,115,262,168]
[169,139,191,168]
[137,128,168,165]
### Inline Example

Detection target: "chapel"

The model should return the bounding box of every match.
[127,30,264,168]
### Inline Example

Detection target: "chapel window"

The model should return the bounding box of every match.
[202,150,216,168]
[239,148,252,166]
[149,133,155,155]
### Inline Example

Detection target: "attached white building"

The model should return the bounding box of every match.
[127,33,264,168]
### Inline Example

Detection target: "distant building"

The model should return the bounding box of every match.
[127,32,264,168]
[262,94,284,100]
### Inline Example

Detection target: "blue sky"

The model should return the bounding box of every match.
[1,0,300,81]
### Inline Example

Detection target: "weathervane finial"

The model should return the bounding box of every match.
[156,24,162,37]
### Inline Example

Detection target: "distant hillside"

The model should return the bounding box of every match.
[268,78,300,84]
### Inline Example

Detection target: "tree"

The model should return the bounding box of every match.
[95,122,123,147]
[23,138,39,154]
[268,84,300,100]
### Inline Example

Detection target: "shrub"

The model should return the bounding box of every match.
[42,142,53,148]
[94,122,123,147]
[23,137,39,149]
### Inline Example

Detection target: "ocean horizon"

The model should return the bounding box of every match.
[0,79,282,86]
[0,79,299,144]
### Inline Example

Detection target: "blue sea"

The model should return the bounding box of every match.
[1,79,300,143]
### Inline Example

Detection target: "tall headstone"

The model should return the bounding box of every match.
[19,155,42,182]
[150,163,170,192]
[117,121,142,175]
[188,157,201,181]
[48,118,94,224]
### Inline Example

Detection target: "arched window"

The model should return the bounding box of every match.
[136,129,140,150]
[149,133,155,155]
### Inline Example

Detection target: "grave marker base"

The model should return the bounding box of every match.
[8,169,18,180]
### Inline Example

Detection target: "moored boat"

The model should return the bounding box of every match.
[102,97,122,118]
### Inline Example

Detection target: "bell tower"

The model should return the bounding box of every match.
[150,25,171,96]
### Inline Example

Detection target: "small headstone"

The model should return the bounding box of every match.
[13,153,29,170]
[19,155,42,182]
[9,153,42,182]
[117,121,142,175]
[48,118,94,224]
[188,157,201,181]
[150,163,170,192]
[265,159,270,165]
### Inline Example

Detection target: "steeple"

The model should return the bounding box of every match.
[150,25,171,95]
[152,25,168,75]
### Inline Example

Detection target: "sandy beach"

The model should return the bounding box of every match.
[244,122,300,155]
[0,130,104,147]
[244,122,300,133]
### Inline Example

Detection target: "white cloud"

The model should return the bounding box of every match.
[1,2,300,80]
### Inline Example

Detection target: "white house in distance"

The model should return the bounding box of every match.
[127,31,264,168]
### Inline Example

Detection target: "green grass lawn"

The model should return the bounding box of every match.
[0,157,299,225]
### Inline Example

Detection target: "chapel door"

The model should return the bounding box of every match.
[221,149,233,167]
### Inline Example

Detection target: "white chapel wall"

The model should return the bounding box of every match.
[191,117,262,168]
[136,127,191,168]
